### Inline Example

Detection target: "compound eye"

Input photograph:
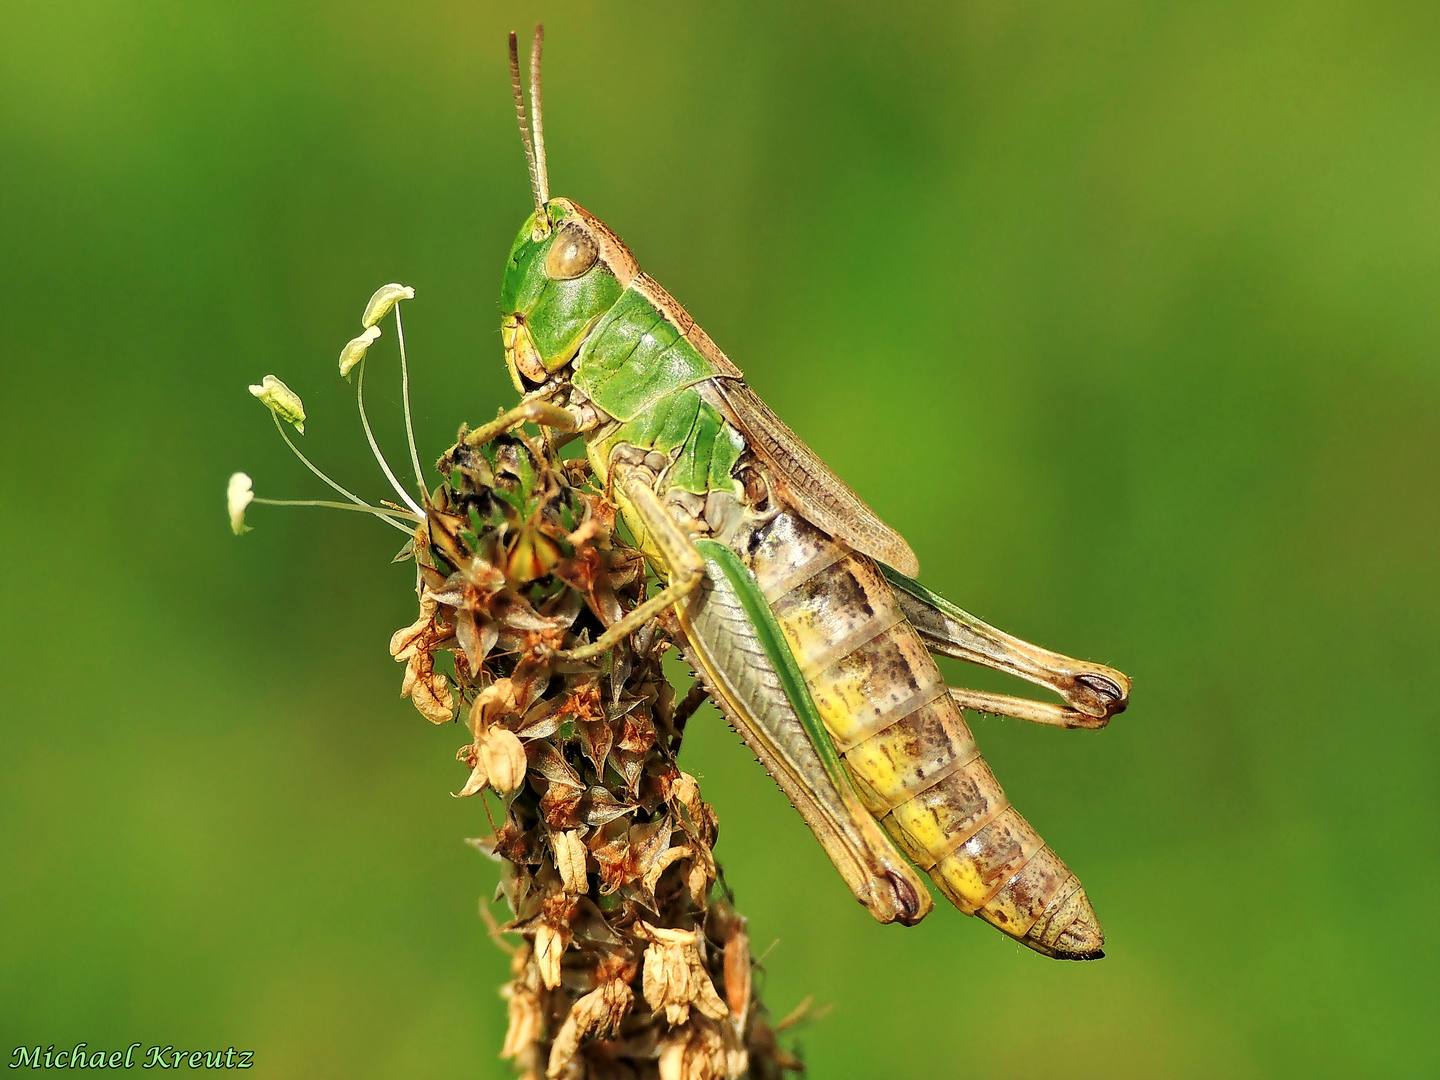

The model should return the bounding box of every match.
[544,222,599,281]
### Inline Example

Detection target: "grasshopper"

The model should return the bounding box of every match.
[484,27,1130,959]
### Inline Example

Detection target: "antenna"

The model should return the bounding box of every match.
[529,25,550,204]
[509,25,550,234]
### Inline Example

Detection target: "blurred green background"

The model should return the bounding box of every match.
[2,2,1436,1077]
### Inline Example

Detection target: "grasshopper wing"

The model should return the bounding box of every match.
[703,378,920,577]
[676,539,931,926]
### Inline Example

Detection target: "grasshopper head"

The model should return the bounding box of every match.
[499,199,636,393]
[499,27,638,392]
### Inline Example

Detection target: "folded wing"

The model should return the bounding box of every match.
[702,378,920,577]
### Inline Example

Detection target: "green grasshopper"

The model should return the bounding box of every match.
[483,27,1130,959]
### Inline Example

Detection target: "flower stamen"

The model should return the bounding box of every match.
[392,302,425,493]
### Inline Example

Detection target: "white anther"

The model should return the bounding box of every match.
[227,472,253,535]
[248,375,306,434]
[338,325,382,376]
[361,283,415,329]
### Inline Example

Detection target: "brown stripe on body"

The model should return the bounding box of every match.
[745,509,1104,956]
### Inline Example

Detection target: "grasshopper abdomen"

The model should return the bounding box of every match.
[746,510,1105,959]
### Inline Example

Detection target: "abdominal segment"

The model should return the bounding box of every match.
[743,510,1105,958]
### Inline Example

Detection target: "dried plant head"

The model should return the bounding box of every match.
[232,281,808,1079]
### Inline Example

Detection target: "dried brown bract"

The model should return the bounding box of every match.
[388,430,804,1079]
